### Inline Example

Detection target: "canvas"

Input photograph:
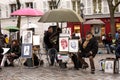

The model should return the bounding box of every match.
[69,39,79,52]
[104,60,114,73]
[21,44,32,58]
[22,30,32,44]
[59,37,69,52]
[33,35,40,45]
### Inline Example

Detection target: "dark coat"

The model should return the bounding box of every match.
[115,42,120,58]
[10,45,21,57]
[44,31,53,49]
[0,46,3,54]
[80,37,98,57]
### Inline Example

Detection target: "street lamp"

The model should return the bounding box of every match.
[80,3,84,38]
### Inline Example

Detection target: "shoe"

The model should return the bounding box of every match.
[74,67,79,70]
[82,64,89,69]
[91,69,95,74]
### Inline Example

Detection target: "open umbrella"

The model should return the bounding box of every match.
[38,9,83,22]
[2,26,19,32]
[84,19,105,24]
[11,8,44,29]
[11,8,43,16]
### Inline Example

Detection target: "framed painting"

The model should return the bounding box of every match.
[69,39,79,52]
[22,30,33,44]
[21,44,32,58]
[33,35,40,45]
[59,37,69,52]
[104,60,114,73]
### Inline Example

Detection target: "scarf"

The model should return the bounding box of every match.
[83,35,92,49]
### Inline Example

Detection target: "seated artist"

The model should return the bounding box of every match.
[2,40,21,67]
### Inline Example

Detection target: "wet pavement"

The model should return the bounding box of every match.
[0,48,120,80]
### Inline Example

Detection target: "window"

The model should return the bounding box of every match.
[43,1,48,12]
[10,4,17,13]
[10,4,17,17]
[72,0,81,14]
[6,6,9,18]
[25,2,33,8]
[0,8,1,18]
[102,0,109,14]
[114,0,119,12]
[93,0,102,14]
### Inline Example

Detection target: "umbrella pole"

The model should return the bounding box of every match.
[27,17,30,28]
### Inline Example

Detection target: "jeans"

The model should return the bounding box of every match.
[48,48,58,65]
[105,44,116,54]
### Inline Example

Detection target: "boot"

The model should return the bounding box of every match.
[91,69,95,74]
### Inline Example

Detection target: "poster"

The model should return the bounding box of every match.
[22,31,32,44]
[69,39,79,52]
[21,44,32,58]
[59,37,69,52]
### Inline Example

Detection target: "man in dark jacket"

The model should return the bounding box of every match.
[44,26,53,51]
[79,32,98,74]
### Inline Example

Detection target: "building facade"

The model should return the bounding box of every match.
[0,0,120,39]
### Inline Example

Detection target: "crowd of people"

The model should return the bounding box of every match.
[0,26,120,74]
[43,26,98,74]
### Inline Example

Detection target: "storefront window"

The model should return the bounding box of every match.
[74,25,80,33]
[116,23,120,30]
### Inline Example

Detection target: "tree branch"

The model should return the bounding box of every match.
[56,0,60,8]
[113,1,120,11]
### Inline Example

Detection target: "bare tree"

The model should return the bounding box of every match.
[16,0,21,40]
[16,0,21,28]
[51,0,60,9]
[107,0,120,37]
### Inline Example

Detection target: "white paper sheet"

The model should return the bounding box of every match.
[2,48,10,55]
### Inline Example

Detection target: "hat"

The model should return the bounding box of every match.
[86,32,92,35]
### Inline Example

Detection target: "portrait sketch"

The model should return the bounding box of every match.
[69,39,79,52]
[104,60,114,73]
[59,37,69,52]
[22,31,32,44]
[21,44,32,58]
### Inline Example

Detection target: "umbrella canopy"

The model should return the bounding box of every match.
[21,23,38,29]
[11,8,43,16]
[84,19,105,24]
[3,26,19,32]
[38,9,83,22]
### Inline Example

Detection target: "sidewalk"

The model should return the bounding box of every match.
[0,53,120,80]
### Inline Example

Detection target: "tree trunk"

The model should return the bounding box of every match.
[107,0,116,38]
[16,0,21,41]
[110,11,115,38]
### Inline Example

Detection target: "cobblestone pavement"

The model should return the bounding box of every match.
[0,49,120,80]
